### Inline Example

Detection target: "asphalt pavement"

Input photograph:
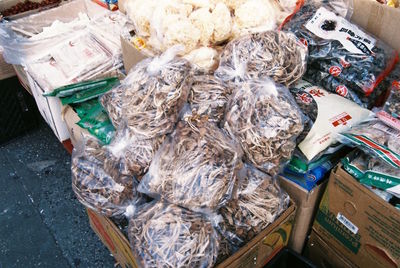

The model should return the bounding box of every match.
[0,120,115,268]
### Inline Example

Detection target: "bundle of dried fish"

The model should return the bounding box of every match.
[100,85,125,129]
[188,73,232,124]
[71,137,139,217]
[128,202,219,268]
[104,127,166,180]
[216,164,289,259]
[215,30,307,86]
[121,53,191,138]
[138,119,243,211]
[224,79,304,175]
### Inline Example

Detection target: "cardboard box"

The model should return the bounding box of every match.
[351,0,400,52]
[120,35,147,74]
[312,164,400,268]
[88,202,296,268]
[279,176,328,253]
[304,230,354,268]
[13,65,31,94]
[62,105,90,148]
[0,51,15,80]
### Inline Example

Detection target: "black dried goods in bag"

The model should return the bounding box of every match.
[281,0,398,107]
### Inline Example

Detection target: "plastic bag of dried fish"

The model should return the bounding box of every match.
[121,46,192,138]
[100,84,125,129]
[280,0,398,107]
[224,78,304,176]
[216,164,289,261]
[71,136,141,217]
[128,201,219,268]
[188,72,232,124]
[138,118,243,212]
[103,126,166,180]
[377,77,400,131]
[339,119,400,169]
[215,30,307,86]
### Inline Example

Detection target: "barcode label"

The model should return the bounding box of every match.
[337,213,358,234]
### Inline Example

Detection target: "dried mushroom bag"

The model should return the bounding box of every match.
[104,126,166,179]
[342,150,400,193]
[188,72,232,124]
[224,79,304,176]
[216,164,289,260]
[121,46,192,138]
[215,30,307,87]
[128,201,219,268]
[339,119,400,169]
[281,0,399,107]
[71,136,140,217]
[138,119,243,212]
[289,80,372,161]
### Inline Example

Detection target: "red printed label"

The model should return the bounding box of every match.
[300,38,308,47]
[331,113,352,127]
[336,85,349,97]
[309,88,325,97]
[329,66,342,77]
[340,58,351,68]
[296,93,313,104]
[392,80,400,90]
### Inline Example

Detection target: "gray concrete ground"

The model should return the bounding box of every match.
[0,121,115,268]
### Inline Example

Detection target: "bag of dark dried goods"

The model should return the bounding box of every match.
[104,126,165,180]
[71,136,141,217]
[339,119,400,169]
[102,46,192,138]
[215,30,307,86]
[216,164,289,261]
[138,118,243,212]
[289,80,372,161]
[188,72,232,124]
[281,0,399,107]
[224,78,304,175]
[128,201,219,268]
[377,80,400,131]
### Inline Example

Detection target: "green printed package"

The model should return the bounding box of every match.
[75,101,115,144]
[44,77,119,98]
[73,99,99,118]
[342,150,400,194]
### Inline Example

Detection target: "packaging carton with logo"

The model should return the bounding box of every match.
[312,164,400,268]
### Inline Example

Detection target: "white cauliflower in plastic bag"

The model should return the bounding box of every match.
[126,0,158,37]
[164,18,201,54]
[211,2,232,43]
[189,7,214,46]
[184,46,219,70]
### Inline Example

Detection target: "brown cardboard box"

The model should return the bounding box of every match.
[312,164,400,268]
[120,35,147,73]
[0,52,15,80]
[351,0,400,52]
[61,105,90,149]
[279,176,328,253]
[88,202,296,268]
[304,230,354,268]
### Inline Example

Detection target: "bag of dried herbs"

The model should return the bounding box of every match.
[215,30,307,87]
[128,201,219,268]
[120,46,191,139]
[224,78,304,176]
[280,0,399,107]
[216,164,289,261]
[138,117,243,212]
[71,136,141,217]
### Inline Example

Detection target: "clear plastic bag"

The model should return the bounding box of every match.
[138,118,243,212]
[120,47,192,138]
[216,164,289,261]
[128,201,219,268]
[188,72,232,124]
[224,78,304,176]
[100,84,125,129]
[104,126,166,180]
[339,119,400,169]
[280,0,398,107]
[71,136,140,217]
[215,30,307,86]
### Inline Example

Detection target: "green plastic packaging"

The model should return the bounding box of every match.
[73,99,99,118]
[44,77,119,98]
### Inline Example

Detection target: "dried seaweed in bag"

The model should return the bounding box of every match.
[188,73,232,124]
[281,0,399,107]
[121,48,192,138]
[138,118,243,212]
[224,79,304,175]
[216,164,289,260]
[71,136,140,217]
[215,30,307,86]
[128,201,219,268]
